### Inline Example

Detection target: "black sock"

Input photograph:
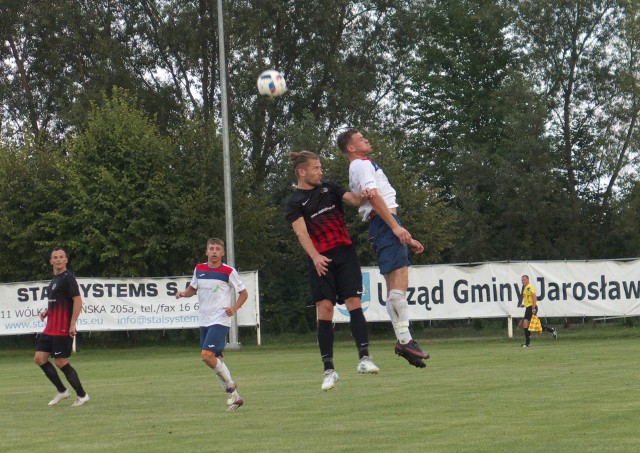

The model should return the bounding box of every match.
[318,320,334,371]
[524,329,531,345]
[348,308,370,359]
[60,363,86,397]
[40,362,66,393]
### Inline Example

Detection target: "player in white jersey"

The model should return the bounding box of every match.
[176,238,248,411]
[337,129,430,368]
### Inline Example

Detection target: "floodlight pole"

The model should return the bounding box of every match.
[217,0,240,350]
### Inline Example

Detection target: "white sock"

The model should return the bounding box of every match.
[222,362,241,402]
[220,361,235,386]
[387,289,412,344]
[214,373,227,391]
[213,359,232,386]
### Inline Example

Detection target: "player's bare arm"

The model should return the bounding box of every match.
[291,217,331,276]
[225,289,249,316]
[342,191,368,207]
[409,238,424,255]
[176,285,197,299]
[69,295,83,337]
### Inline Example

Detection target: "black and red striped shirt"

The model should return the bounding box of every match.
[43,270,80,336]
[285,180,352,253]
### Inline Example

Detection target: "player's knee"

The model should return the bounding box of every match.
[316,300,334,320]
[201,349,217,365]
[387,290,406,311]
[54,359,68,369]
[344,297,362,311]
[388,290,408,321]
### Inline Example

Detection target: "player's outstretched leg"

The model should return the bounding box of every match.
[541,324,558,340]
[386,289,430,366]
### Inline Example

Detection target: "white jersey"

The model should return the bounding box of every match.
[349,158,398,221]
[189,262,246,327]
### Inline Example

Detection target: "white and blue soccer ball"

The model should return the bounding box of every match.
[257,70,287,97]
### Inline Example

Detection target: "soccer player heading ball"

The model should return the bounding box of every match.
[337,129,430,368]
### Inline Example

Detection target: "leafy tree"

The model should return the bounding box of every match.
[41,89,180,277]
[0,1,183,141]
[224,0,413,189]
[401,0,570,261]
[0,141,62,281]
[403,0,520,189]
[609,180,640,257]
[515,0,640,257]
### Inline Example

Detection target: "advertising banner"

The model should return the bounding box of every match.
[332,260,640,323]
[0,273,260,336]
[3,260,639,332]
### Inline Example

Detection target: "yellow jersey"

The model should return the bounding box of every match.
[522,283,536,307]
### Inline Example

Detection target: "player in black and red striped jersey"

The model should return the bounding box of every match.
[34,247,90,407]
[285,151,379,391]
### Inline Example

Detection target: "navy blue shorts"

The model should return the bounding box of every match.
[368,214,410,275]
[35,334,73,359]
[199,325,230,357]
[308,244,363,305]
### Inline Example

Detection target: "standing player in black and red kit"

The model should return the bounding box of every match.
[34,247,90,407]
[285,151,379,391]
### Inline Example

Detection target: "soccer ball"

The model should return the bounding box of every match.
[257,70,287,97]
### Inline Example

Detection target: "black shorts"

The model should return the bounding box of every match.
[523,306,533,321]
[308,245,362,305]
[35,334,73,359]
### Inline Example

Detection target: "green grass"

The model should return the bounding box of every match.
[1,326,639,452]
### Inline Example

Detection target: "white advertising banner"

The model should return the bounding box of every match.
[332,260,640,323]
[0,273,260,336]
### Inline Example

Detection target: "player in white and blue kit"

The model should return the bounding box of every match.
[338,129,430,368]
[176,238,248,411]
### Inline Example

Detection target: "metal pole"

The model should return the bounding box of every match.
[217,0,239,349]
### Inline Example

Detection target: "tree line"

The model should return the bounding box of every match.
[1,1,639,333]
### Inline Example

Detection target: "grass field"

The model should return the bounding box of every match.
[1,325,639,452]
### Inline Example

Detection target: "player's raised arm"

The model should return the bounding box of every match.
[342,191,368,207]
